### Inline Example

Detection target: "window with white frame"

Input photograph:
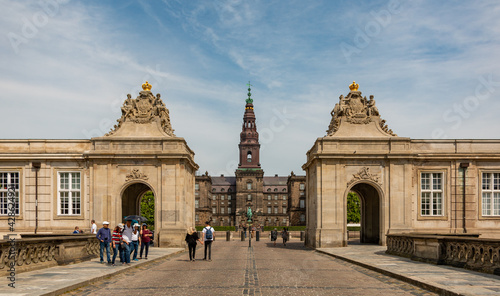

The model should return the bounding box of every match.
[282,207,286,214]
[228,195,231,200]
[267,195,271,200]
[282,195,286,200]
[420,172,443,216]
[0,172,20,216]
[267,207,271,214]
[221,207,225,214]
[247,182,252,190]
[300,191,305,196]
[212,207,216,214]
[213,195,216,200]
[58,172,81,215]
[482,172,500,216]
[274,195,278,200]
[300,183,305,190]
[221,195,225,200]
[300,199,305,208]
[228,207,231,214]
[247,194,252,201]
[274,207,278,214]
[300,214,306,222]
[195,214,199,222]
[195,183,199,190]
[195,199,199,208]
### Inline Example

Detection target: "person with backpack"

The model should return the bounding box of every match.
[185,226,203,262]
[271,228,278,247]
[202,221,215,261]
[281,227,289,247]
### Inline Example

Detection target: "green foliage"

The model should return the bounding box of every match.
[347,226,361,231]
[140,191,155,230]
[347,192,361,223]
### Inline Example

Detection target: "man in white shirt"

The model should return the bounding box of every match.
[202,221,215,261]
[121,219,133,264]
[91,220,97,234]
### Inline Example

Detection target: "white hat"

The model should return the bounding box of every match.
[118,223,124,229]
[133,223,140,227]
[103,221,110,225]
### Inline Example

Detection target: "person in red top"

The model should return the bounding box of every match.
[140,223,153,259]
[111,224,124,266]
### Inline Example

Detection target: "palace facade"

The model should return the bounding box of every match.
[194,86,307,227]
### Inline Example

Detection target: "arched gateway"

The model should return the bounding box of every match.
[0,81,198,248]
[303,81,500,248]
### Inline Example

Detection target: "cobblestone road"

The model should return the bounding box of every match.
[66,239,436,296]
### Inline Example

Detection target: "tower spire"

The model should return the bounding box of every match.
[238,82,260,168]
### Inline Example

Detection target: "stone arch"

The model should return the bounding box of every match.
[345,180,384,245]
[120,181,156,221]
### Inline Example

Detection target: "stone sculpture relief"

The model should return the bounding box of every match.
[347,167,381,186]
[106,82,175,137]
[125,169,148,182]
[326,82,396,136]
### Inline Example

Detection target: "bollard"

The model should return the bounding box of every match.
[241,231,245,241]
[300,231,305,241]
[256,231,260,241]
[226,231,231,241]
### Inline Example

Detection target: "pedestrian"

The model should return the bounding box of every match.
[185,226,203,262]
[281,227,289,247]
[202,221,215,261]
[131,223,141,261]
[96,221,112,264]
[111,224,123,266]
[243,225,247,238]
[121,219,133,264]
[271,228,278,247]
[140,223,152,259]
[73,226,82,234]
[91,219,97,234]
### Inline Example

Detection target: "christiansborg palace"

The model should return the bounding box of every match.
[1,81,499,248]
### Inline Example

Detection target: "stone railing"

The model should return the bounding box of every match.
[386,233,500,275]
[0,235,99,275]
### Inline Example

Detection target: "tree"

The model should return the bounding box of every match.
[140,191,155,230]
[347,192,360,223]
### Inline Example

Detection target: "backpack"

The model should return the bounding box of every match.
[205,227,213,240]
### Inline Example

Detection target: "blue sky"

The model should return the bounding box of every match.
[1,0,500,176]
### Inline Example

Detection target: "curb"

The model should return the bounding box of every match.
[42,249,185,296]
[315,249,460,296]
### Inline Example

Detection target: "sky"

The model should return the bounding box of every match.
[1,0,500,176]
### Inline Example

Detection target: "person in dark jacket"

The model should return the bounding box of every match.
[271,228,278,247]
[96,221,112,264]
[185,226,203,262]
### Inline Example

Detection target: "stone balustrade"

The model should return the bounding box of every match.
[386,233,500,275]
[0,235,99,275]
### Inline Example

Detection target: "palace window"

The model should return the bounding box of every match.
[482,173,500,216]
[213,195,217,200]
[274,195,278,200]
[267,195,271,200]
[247,151,252,162]
[420,172,443,216]
[247,194,252,201]
[268,207,272,214]
[0,172,20,216]
[212,208,216,214]
[282,207,287,214]
[300,183,305,190]
[247,182,252,190]
[274,207,278,214]
[274,188,278,192]
[282,195,286,200]
[195,183,199,190]
[228,195,231,200]
[221,188,225,192]
[228,207,232,214]
[221,195,225,200]
[300,214,306,222]
[221,207,225,214]
[300,200,305,209]
[300,191,305,196]
[267,188,271,192]
[195,200,199,208]
[195,191,199,196]
[58,172,81,215]
[195,214,199,222]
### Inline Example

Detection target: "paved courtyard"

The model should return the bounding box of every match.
[65,239,435,296]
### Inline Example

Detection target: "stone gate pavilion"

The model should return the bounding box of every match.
[303,82,500,248]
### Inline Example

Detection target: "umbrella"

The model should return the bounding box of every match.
[123,215,148,222]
